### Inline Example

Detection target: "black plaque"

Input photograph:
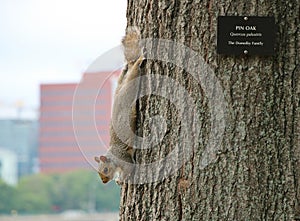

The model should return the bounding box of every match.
[217,16,276,55]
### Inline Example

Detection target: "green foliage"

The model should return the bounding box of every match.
[14,174,53,213]
[0,180,15,214]
[0,170,120,214]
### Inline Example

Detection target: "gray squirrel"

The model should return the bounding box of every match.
[94,27,144,184]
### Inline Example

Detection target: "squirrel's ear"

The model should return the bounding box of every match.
[100,156,107,163]
[94,156,100,163]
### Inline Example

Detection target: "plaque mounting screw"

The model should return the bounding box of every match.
[244,16,248,21]
[244,50,249,55]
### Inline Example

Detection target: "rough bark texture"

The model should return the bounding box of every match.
[120,0,299,220]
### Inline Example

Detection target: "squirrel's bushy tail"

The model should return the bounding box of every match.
[122,26,142,64]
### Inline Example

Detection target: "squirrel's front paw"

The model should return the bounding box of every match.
[116,179,124,185]
[115,176,124,185]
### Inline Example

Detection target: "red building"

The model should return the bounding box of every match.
[39,71,120,173]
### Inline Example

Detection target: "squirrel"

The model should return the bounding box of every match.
[94,27,144,184]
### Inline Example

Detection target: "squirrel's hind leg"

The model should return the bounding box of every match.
[125,53,145,83]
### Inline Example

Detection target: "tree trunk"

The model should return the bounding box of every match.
[119,0,300,220]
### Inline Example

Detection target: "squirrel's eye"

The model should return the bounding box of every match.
[103,168,108,174]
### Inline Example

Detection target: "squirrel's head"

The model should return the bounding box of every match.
[94,155,116,184]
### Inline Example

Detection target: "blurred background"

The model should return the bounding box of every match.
[0,0,127,220]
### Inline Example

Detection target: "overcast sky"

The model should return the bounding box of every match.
[0,0,127,117]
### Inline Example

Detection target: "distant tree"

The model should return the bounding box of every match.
[0,180,15,214]
[0,171,120,214]
[15,174,53,213]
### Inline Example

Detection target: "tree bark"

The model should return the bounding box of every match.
[120,0,300,220]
